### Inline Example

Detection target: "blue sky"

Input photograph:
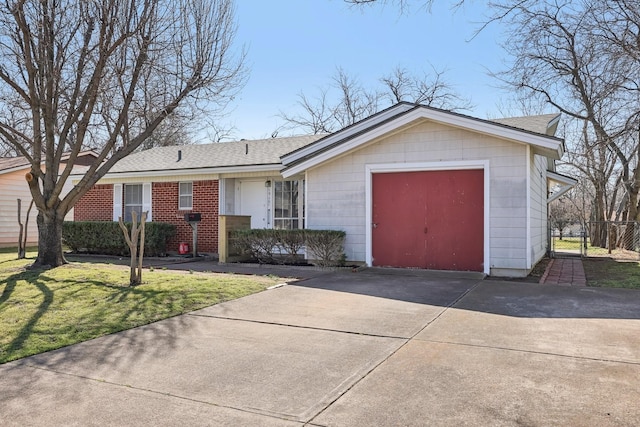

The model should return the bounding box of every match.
[223,0,510,140]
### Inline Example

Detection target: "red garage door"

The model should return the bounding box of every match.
[372,169,484,271]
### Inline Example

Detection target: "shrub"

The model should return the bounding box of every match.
[63,221,176,257]
[304,230,346,267]
[230,228,346,266]
[272,229,306,263]
[232,229,279,264]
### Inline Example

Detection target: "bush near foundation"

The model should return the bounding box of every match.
[63,221,176,256]
[304,230,347,267]
[231,229,346,266]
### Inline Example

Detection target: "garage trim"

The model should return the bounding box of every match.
[365,160,491,275]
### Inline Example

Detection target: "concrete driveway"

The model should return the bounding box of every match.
[2,269,639,426]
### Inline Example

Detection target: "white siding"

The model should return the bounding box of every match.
[112,183,122,221]
[529,151,549,266]
[0,167,75,248]
[305,120,530,274]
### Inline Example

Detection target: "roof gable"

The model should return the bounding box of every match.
[281,103,565,178]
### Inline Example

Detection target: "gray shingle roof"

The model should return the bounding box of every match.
[109,134,326,173]
[491,114,561,136]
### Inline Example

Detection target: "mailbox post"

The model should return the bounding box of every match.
[184,213,202,257]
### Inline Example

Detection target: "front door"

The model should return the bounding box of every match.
[372,169,484,271]
[239,180,268,228]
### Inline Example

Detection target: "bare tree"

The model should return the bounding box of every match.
[119,210,147,286]
[381,66,473,111]
[0,0,246,268]
[492,0,640,246]
[17,198,34,259]
[279,68,382,134]
[280,66,470,134]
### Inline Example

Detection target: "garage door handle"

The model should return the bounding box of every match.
[424,227,428,234]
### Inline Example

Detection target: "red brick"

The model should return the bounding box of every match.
[74,184,113,221]
[74,180,219,254]
[152,180,219,253]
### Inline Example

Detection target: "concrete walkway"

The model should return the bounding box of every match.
[540,257,587,286]
[2,267,639,426]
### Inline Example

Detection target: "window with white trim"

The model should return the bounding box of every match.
[179,182,193,210]
[124,184,143,222]
[274,180,303,229]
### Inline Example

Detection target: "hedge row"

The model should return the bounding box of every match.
[231,229,346,266]
[63,221,176,257]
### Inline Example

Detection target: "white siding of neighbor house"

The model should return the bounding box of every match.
[0,168,74,248]
[305,120,530,275]
[529,151,549,267]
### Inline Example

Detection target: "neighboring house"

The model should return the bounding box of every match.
[74,103,576,277]
[0,151,97,248]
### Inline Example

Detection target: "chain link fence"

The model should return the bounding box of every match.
[586,221,640,260]
[550,222,585,257]
[549,221,640,260]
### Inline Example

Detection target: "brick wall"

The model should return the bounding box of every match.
[74,184,113,221]
[152,180,219,253]
[74,180,219,254]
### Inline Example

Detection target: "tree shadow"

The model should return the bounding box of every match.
[0,256,37,266]
[0,268,188,365]
[1,270,54,358]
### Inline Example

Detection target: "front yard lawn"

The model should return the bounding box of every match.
[0,250,282,364]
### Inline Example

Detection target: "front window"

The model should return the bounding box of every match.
[274,180,302,229]
[124,184,143,222]
[179,182,193,210]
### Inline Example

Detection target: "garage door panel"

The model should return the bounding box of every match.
[372,169,483,271]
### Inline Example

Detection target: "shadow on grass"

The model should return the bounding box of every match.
[0,268,188,365]
[1,269,54,359]
[0,256,36,266]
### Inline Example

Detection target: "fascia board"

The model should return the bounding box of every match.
[547,170,578,203]
[280,103,416,165]
[0,164,29,175]
[422,107,564,151]
[547,170,578,186]
[282,107,565,178]
[90,164,283,181]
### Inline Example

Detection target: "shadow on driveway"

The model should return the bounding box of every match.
[294,268,640,320]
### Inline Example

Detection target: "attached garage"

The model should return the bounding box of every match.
[281,102,570,277]
[371,168,484,271]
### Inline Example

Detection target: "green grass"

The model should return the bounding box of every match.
[551,236,583,251]
[583,257,640,289]
[0,251,281,364]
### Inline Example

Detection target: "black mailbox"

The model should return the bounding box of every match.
[184,212,202,222]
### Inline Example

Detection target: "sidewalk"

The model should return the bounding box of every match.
[64,253,334,280]
[539,257,587,286]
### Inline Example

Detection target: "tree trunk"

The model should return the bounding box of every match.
[590,187,608,248]
[32,208,67,268]
[17,199,25,259]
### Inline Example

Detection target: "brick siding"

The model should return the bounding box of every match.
[74,180,219,254]
[74,184,113,221]
[152,180,219,253]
